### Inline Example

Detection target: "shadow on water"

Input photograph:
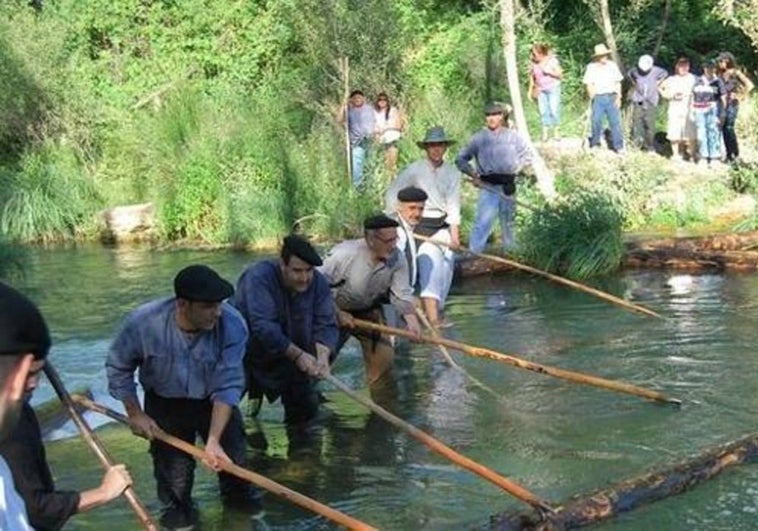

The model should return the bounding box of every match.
[18,245,758,529]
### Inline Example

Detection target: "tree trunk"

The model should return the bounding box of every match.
[499,0,556,199]
[599,0,623,71]
[652,0,672,57]
[489,431,758,530]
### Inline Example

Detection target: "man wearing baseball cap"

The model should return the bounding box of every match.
[106,265,261,530]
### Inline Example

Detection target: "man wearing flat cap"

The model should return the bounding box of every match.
[456,102,533,253]
[387,186,427,288]
[232,234,338,427]
[106,265,260,530]
[320,214,422,389]
[386,127,461,326]
[0,282,132,530]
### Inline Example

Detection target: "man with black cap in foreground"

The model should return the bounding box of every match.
[456,102,533,253]
[386,126,461,326]
[320,214,422,389]
[386,186,427,287]
[0,282,132,530]
[106,265,260,530]
[232,234,338,428]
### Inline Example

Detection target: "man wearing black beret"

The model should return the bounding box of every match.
[388,186,427,287]
[320,214,422,390]
[106,265,261,529]
[0,282,132,530]
[232,234,339,427]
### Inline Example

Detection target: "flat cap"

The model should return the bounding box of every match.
[0,282,51,359]
[283,234,323,266]
[397,186,428,203]
[174,264,234,302]
[363,214,399,230]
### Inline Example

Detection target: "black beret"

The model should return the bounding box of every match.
[174,265,234,302]
[283,234,323,266]
[0,282,50,359]
[397,186,428,203]
[363,214,399,230]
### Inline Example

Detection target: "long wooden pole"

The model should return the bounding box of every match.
[414,233,663,319]
[352,319,681,406]
[43,364,157,530]
[414,307,502,400]
[323,374,556,514]
[342,56,352,185]
[72,395,378,531]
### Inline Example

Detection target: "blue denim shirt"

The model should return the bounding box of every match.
[232,260,338,396]
[347,104,376,146]
[106,297,248,407]
[455,126,532,177]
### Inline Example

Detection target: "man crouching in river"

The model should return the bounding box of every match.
[319,214,422,391]
[106,265,262,530]
[232,234,338,429]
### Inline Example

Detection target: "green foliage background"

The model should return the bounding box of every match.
[0,0,755,252]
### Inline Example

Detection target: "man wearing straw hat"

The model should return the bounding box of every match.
[320,214,422,390]
[385,126,461,327]
[456,103,532,253]
[0,282,132,530]
[106,265,262,530]
[582,43,624,153]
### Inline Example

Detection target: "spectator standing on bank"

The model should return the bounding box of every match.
[627,54,668,152]
[692,60,727,166]
[716,51,755,163]
[373,92,404,175]
[339,90,376,188]
[659,57,697,161]
[582,43,624,153]
[528,43,563,143]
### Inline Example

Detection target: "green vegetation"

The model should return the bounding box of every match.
[0,0,756,276]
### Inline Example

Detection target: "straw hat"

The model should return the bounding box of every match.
[592,43,612,59]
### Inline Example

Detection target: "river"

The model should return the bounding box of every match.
[13,244,758,530]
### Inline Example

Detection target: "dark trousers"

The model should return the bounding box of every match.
[723,101,739,161]
[280,374,320,425]
[631,103,657,151]
[144,391,261,515]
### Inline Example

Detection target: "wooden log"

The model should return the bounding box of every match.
[624,248,758,271]
[488,431,758,530]
[625,230,758,252]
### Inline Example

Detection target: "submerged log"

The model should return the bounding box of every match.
[488,431,758,530]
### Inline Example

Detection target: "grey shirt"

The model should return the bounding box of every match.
[455,127,533,177]
[319,239,415,315]
[627,66,668,106]
[347,104,376,146]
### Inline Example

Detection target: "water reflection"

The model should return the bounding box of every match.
[15,246,758,530]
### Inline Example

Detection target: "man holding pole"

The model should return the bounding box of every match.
[456,103,533,252]
[320,214,422,389]
[0,282,133,530]
[232,234,339,427]
[339,89,376,188]
[386,127,461,326]
[106,265,261,530]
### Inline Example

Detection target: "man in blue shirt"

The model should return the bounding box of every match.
[339,89,376,188]
[106,265,260,530]
[232,235,338,426]
[455,102,533,252]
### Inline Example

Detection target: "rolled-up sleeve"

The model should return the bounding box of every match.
[389,259,415,315]
[455,135,480,177]
[106,317,142,403]
[210,307,247,406]
[313,274,339,351]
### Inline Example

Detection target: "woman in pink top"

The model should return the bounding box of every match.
[528,43,563,142]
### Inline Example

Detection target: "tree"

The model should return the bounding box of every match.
[499,0,556,199]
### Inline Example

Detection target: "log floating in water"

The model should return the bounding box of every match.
[488,431,758,530]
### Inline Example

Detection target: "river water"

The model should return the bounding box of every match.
[13,244,758,530]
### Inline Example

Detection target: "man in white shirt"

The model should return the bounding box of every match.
[387,186,427,287]
[582,43,624,152]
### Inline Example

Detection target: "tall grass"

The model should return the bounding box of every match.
[519,190,625,279]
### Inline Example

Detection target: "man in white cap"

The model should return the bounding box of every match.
[627,54,668,152]
[582,43,624,152]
